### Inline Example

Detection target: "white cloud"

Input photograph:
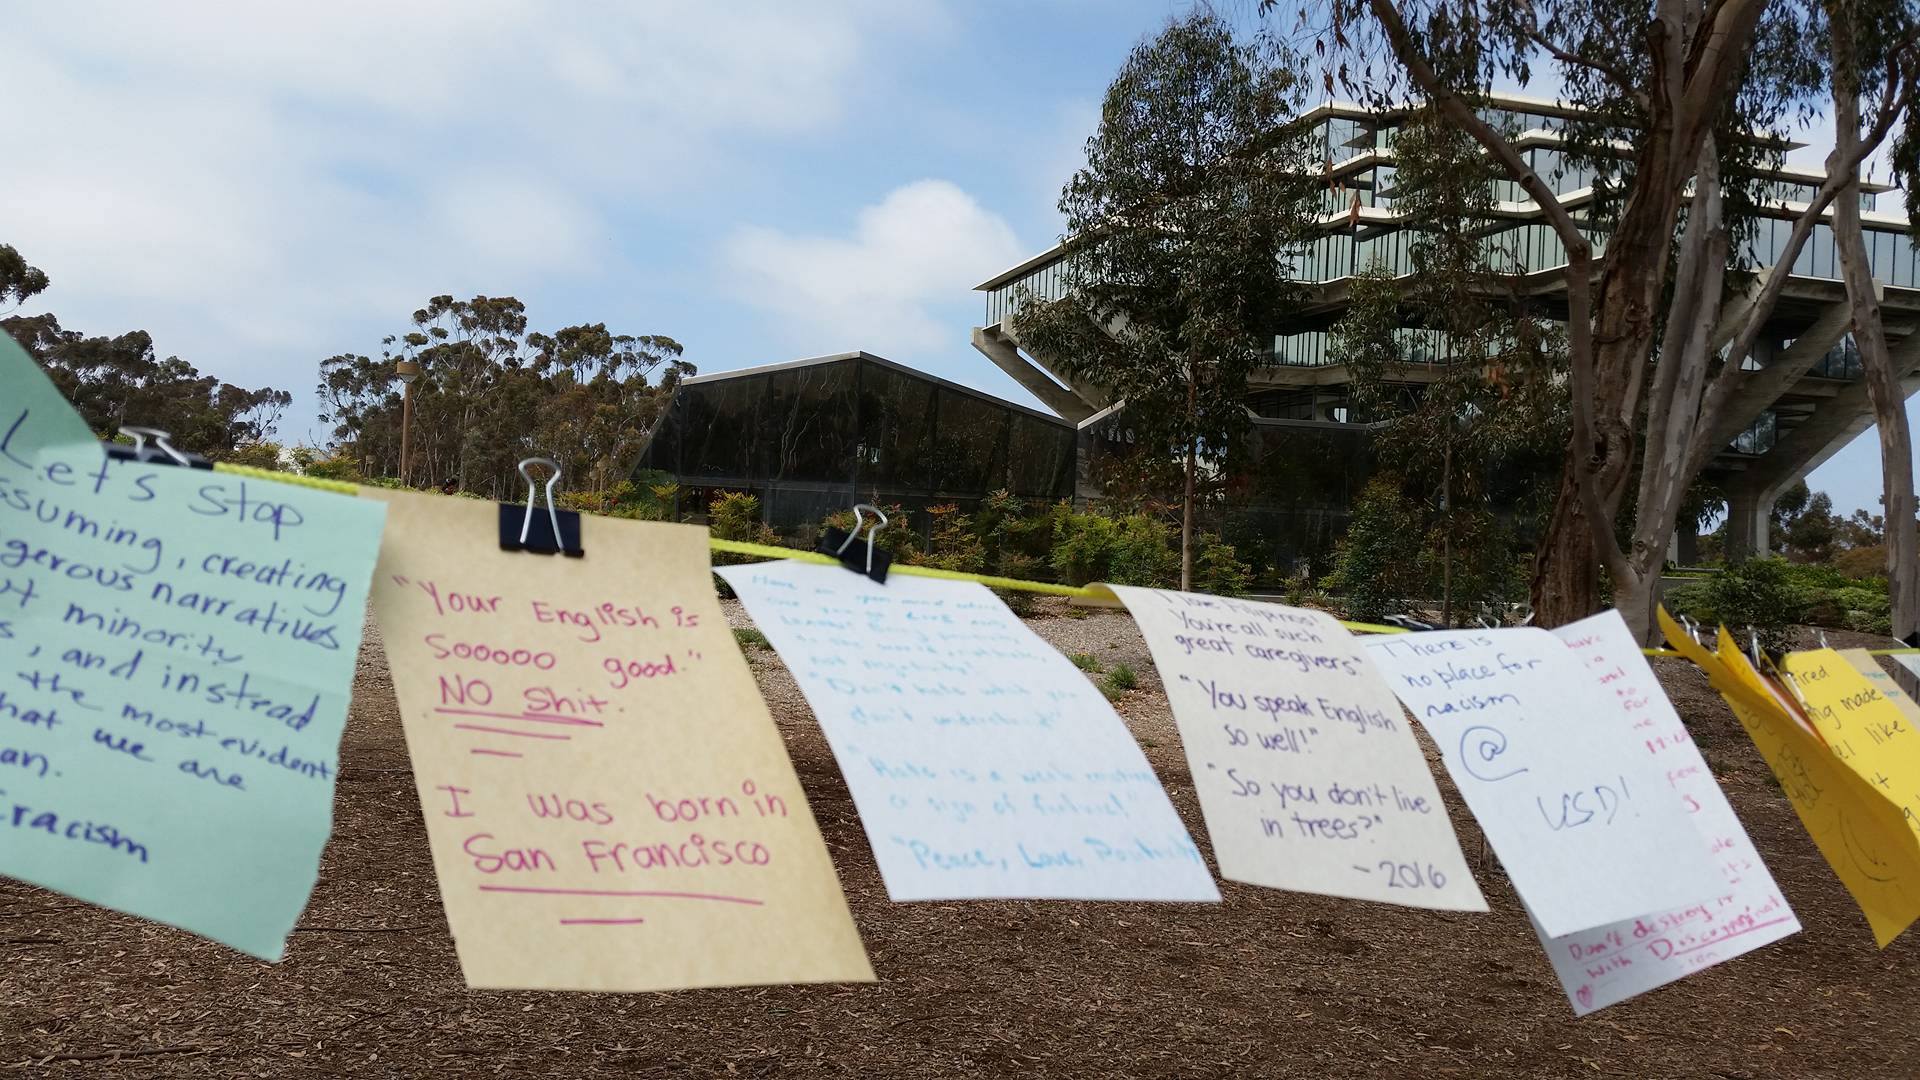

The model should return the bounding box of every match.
[721,179,1024,356]
[0,0,942,434]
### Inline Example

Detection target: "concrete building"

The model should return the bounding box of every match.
[972,94,1920,559]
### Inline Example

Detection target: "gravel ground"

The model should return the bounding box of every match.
[2,599,1917,1078]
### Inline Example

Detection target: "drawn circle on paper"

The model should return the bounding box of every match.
[1459,724,1528,783]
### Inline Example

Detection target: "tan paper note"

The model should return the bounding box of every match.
[1107,587,1484,911]
[368,492,871,991]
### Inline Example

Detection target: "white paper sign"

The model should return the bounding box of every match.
[1363,627,1723,937]
[1529,611,1797,1014]
[1107,587,1485,911]
[717,562,1219,902]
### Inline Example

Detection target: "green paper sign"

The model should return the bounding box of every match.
[0,332,385,959]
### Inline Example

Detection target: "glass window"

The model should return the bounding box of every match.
[928,389,1011,493]
[859,364,936,491]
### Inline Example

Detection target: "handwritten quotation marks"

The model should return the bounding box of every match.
[721,564,1217,903]
[373,496,870,991]
[1109,586,1483,912]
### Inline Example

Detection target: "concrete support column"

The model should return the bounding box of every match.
[1724,484,1773,561]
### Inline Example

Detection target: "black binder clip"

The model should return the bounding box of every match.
[499,457,583,557]
[817,503,891,583]
[103,427,211,470]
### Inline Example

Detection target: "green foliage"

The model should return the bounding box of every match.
[1102,664,1139,694]
[5,302,292,458]
[823,503,919,563]
[1664,558,1805,655]
[916,504,986,573]
[0,243,51,309]
[1325,478,1425,621]
[1192,533,1253,597]
[1014,11,1318,578]
[557,478,676,522]
[219,441,285,470]
[711,492,778,545]
[1836,544,1888,580]
[1674,553,1896,638]
[1049,508,1180,587]
[1069,652,1104,673]
[316,294,691,498]
[732,627,769,651]
[708,491,784,598]
[289,447,366,483]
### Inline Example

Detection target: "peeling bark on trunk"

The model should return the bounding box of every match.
[1829,50,1920,652]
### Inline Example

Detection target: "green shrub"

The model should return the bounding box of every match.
[1050,509,1179,587]
[916,504,986,573]
[1669,560,1895,640]
[1703,558,1806,655]
[1069,652,1104,673]
[822,503,919,561]
[557,479,677,521]
[1836,545,1888,581]
[1662,579,1717,624]
[733,627,769,650]
[297,452,367,483]
[1192,533,1253,596]
[711,492,773,542]
[709,491,786,597]
[1325,477,1424,622]
[1102,663,1139,694]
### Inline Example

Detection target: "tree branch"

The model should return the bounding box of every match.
[1514,10,1649,113]
[1678,70,1917,484]
[1672,0,1770,154]
[1363,0,1624,580]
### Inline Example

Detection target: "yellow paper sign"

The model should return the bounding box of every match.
[368,491,871,991]
[1838,648,1920,731]
[1782,649,1920,830]
[1657,610,1920,947]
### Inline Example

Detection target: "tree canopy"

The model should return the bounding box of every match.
[2,243,291,459]
[1013,10,1321,587]
[317,295,691,498]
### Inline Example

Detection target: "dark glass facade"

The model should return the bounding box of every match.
[633,353,1076,532]
[1078,410,1376,580]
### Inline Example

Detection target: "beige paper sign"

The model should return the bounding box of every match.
[368,492,871,991]
[1108,587,1484,912]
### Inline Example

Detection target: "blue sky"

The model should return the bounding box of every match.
[2,1,1912,518]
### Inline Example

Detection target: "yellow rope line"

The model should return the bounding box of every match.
[212,461,359,494]
[211,463,1920,656]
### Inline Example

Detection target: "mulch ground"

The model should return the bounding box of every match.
[2,604,1916,1078]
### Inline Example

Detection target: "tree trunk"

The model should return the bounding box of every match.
[1530,471,1603,626]
[1181,434,1196,592]
[1181,366,1197,593]
[1531,186,1682,628]
[1613,564,1660,649]
[1441,435,1452,628]
[1830,70,1920,652]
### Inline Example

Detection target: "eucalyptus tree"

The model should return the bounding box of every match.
[1013,10,1321,590]
[1285,0,1916,641]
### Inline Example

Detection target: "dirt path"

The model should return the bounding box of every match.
[2,605,1915,1078]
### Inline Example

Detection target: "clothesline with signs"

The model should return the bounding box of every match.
[206,461,1920,657]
